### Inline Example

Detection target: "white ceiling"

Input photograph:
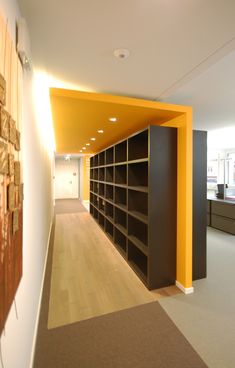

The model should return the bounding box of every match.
[164,50,235,131]
[18,0,235,131]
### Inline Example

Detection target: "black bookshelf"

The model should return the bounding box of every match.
[99,151,105,166]
[99,213,105,229]
[114,228,127,256]
[128,189,148,223]
[106,184,114,202]
[106,166,113,183]
[128,129,148,161]
[106,147,114,165]
[99,183,105,197]
[128,161,148,189]
[99,167,105,181]
[94,182,98,193]
[105,219,113,239]
[115,207,127,235]
[105,202,114,222]
[89,125,177,290]
[115,187,127,209]
[115,141,127,163]
[115,164,127,185]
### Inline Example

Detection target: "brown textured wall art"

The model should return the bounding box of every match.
[19,183,24,204]
[8,153,14,176]
[9,118,16,145]
[12,210,19,234]
[0,107,9,140]
[0,74,6,105]
[0,17,23,337]
[14,161,21,185]
[15,130,20,151]
[0,141,8,174]
[7,183,15,211]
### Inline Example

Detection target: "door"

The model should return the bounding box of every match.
[55,158,79,199]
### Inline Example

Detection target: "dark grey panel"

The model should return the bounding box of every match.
[149,126,177,289]
[193,130,207,280]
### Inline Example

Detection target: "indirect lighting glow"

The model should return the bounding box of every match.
[97,129,104,133]
[109,117,117,122]
[91,138,96,141]
[33,70,56,154]
[48,75,95,93]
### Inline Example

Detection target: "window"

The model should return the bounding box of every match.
[226,153,235,185]
[207,150,235,200]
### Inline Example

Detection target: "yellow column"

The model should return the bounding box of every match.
[82,155,90,201]
[162,109,193,290]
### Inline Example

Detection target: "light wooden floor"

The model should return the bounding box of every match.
[48,210,180,329]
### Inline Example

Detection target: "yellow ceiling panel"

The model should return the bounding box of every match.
[50,88,190,154]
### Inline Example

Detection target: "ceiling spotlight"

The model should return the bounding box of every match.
[91,137,96,141]
[98,129,104,133]
[80,150,83,153]
[82,147,86,150]
[86,143,90,146]
[109,117,117,122]
[113,48,130,60]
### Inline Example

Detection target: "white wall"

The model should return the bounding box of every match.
[0,0,19,36]
[0,1,54,367]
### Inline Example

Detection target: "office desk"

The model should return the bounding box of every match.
[207,198,235,235]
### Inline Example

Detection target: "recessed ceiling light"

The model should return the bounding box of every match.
[86,143,90,146]
[91,138,96,141]
[97,129,104,133]
[109,117,117,122]
[80,150,83,153]
[82,147,86,150]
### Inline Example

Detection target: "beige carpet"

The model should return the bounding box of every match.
[34,301,207,368]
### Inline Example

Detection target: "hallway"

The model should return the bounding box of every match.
[33,199,206,368]
[32,199,235,367]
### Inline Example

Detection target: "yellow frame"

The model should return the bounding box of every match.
[50,89,193,289]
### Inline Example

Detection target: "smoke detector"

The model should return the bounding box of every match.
[113,48,130,60]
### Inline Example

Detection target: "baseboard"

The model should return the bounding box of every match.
[82,200,90,212]
[175,280,194,294]
[29,220,53,368]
